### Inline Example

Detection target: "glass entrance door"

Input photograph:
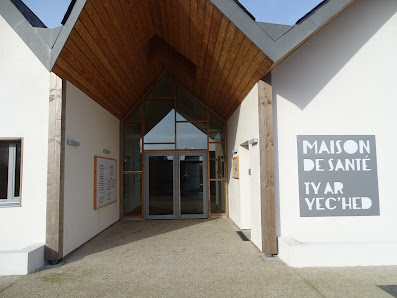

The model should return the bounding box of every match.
[144,151,208,219]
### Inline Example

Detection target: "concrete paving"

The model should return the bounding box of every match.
[1,218,397,297]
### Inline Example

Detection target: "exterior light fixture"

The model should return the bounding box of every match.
[250,138,259,145]
[67,139,80,146]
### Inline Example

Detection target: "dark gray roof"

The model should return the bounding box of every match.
[0,0,354,71]
[10,0,47,28]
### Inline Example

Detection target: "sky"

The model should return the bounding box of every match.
[22,0,323,29]
[240,0,323,24]
[22,0,72,28]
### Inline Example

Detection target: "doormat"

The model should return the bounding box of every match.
[378,285,397,297]
[236,231,250,241]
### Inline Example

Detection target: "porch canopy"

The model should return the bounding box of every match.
[0,0,354,120]
[48,0,354,120]
[1,0,355,120]
[52,0,273,120]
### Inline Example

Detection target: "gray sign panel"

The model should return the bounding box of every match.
[297,135,379,217]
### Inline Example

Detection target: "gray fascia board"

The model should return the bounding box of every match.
[211,0,354,64]
[210,0,239,18]
[0,0,52,69]
[309,0,352,27]
[10,0,46,28]
[272,0,354,62]
[0,0,26,29]
[14,22,52,67]
[50,0,87,70]
[37,27,62,48]
[272,19,319,62]
[256,22,293,42]
[211,0,277,61]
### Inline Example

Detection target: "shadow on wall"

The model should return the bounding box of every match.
[271,0,397,237]
[274,0,397,110]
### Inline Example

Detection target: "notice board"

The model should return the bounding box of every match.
[297,135,379,217]
[94,156,117,210]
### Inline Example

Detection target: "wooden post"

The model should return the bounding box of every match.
[258,74,277,255]
[46,73,66,263]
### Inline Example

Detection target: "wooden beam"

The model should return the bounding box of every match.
[45,73,66,263]
[258,75,277,255]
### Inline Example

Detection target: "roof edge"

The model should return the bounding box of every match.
[272,0,355,62]
[211,0,277,60]
[211,0,355,64]
[256,22,293,42]
[1,0,356,73]
[50,0,86,70]
[0,0,55,69]
[9,0,47,28]
[269,0,356,72]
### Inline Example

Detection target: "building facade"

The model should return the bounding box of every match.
[1,0,396,275]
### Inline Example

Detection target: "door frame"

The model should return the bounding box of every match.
[144,151,208,219]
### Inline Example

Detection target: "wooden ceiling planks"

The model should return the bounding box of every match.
[209,29,246,108]
[204,20,236,108]
[53,0,274,120]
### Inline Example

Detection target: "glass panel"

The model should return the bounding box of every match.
[125,102,142,121]
[210,180,226,214]
[144,100,175,143]
[147,76,174,98]
[123,123,142,171]
[0,142,9,199]
[144,144,175,150]
[209,113,225,142]
[180,155,204,215]
[176,88,207,121]
[209,143,225,179]
[149,156,174,215]
[176,122,207,149]
[14,142,21,197]
[123,174,142,216]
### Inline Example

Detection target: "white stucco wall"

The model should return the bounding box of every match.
[273,0,397,266]
[63,82,120,256]
[227,84,262,251]
[0,15,49,251]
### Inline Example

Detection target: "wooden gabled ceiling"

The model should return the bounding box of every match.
[52,0,273,120]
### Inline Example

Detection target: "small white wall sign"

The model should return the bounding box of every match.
[297,135,380,217]
[232,156,239,179]
[94,156,117,210]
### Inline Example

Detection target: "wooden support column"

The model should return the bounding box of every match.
[258,74,277,255]
[46,73,66,263]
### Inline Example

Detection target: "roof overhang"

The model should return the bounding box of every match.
[51,0,274,119]
[0,0,355,119]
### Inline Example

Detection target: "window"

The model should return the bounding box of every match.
[122,75,228,217]
[0,140,22,207]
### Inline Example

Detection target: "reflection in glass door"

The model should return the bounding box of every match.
[180,154,204,216]
[147,155,175,217]
[145,152,208,219]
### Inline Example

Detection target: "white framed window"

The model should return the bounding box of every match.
[0,140,22,207]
